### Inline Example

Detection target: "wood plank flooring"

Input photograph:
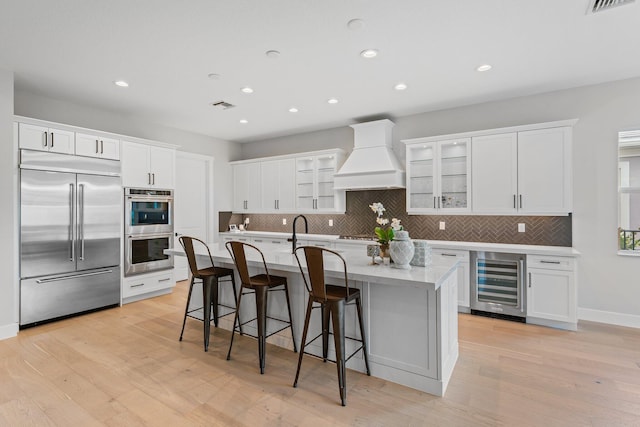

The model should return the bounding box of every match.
[1,280,639,426]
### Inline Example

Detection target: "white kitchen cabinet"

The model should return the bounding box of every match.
[260,158,296,212]
[526,255,577,330]
[122,269,175,302]
[233,162,262,212]
[75,132,120,160]
[405,138,471,214]
[121,141,175,189]
[295,151,345,213]
[472,126,572,215]
[431,248,470,311]
[19,122,75,154]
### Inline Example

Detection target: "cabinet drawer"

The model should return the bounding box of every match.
[527,255,574,271]
[431,248,470,262]
[252,237,287,245]
[123,270,174,298]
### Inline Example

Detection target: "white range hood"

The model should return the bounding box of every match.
[333,119,405,190]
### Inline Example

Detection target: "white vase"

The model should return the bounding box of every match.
[389,230,415,269]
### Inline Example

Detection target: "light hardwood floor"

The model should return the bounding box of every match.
[1,281,639,426]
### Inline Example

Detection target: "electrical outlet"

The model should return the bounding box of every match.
[329,219,334,227]
[282,218,287,225]
[439,221,446,230]
[518,223,526,233]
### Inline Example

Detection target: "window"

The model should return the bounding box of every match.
[618,130,640,253]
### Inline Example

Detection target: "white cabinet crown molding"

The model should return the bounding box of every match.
[15,115,180,150]
[401,119,579,145]
[229,148,346,165]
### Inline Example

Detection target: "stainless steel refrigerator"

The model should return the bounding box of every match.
[20,150,121,327]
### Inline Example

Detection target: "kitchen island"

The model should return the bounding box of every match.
[166,242,460,396]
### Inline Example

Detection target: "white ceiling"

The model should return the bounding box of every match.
[1,0,640,143]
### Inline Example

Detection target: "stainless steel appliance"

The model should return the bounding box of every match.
[470,251,526,320]
[124,188,173,235]
[124,188,174,276]
[20,150,121,327]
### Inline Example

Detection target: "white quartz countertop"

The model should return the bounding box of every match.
[219,231,580,257]
[167,242,459,291]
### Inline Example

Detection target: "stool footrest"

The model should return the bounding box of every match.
[300,331,366,364]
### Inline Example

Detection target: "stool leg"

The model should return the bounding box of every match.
[293,297,314,388]
[322,304,330,362]
[202,277,213,352]
[356,295,371,376]
[179,277,196,341]
[230,273,243,335]
[211,276,220,328]
[283,281,297,353]
[226,284,245,361]
[330,300,347,406]
[255,286,269,374]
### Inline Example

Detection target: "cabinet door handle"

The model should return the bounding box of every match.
[433,196,436,209]
[540,260,561,264]
[100,140,104,154]
[152,173,155,185]
[158,277,171,282]
[519,194,523,209]
[441,253,457,257]
[50,132,54,148]
[95,139,99,153]
[274,200,277,210]
[528,272,532,288]
[43,131,48,147]
[513,194,516,209]
[131,283,145,288]
[148,173,151,185]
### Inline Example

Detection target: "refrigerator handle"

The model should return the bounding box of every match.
[79,183,85,261]
[69,183,75,262]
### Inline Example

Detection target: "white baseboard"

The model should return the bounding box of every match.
[578,307,640,329]
[0,322,19,340]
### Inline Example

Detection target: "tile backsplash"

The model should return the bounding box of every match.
[223,189,572,246]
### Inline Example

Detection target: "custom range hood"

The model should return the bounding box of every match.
[333,119,405,190]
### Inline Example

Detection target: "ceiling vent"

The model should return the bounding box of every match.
[210,101,235,110]
[587,0,635,13]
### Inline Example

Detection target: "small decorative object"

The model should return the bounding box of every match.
[411,240,432,267]
[229,224,238,232]
[366,244,380,265]
[243,217,250,230]
[389,230,415,269]
[369,201,402,246]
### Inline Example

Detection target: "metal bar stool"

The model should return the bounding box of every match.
[179,236,240,352]
[293,246,371,406]
[225,241,297,374]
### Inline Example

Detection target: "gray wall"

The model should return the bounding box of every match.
[0,69,17,338]
[241,76,640,324]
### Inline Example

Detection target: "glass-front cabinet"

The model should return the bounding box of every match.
[295,150,345,212]
[404,138,471,214]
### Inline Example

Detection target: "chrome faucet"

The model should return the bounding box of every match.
[288,215,309,253]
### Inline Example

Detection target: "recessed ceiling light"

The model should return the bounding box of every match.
[360,49,378,59]
[265,50,281,59]
[289,107,299,113]
[207,73,221,80]
[394,82,408,91]
[239,119,248,124]
[347,19,365,30]
[113,80,129,87]
[241,87,254,94]
[476,64,492,72]
[327,98,339,104]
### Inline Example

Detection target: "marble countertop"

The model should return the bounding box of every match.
[167,242,459,291]
[219,231,580,257]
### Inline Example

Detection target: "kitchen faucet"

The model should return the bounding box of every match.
[288,215,308,253]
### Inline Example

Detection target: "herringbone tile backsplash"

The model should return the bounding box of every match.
[224,189,572,246]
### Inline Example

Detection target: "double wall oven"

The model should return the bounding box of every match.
[124,188,174,276]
